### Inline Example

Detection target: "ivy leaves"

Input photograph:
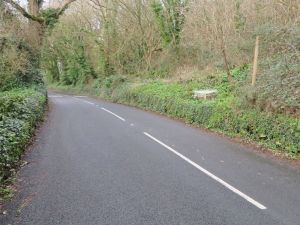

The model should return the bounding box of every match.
[0,88,46,182]
[40,8,60,30]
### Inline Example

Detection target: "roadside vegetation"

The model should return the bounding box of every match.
[0,88,46,182]
[0,4,44,184]
[1,0,299,195]
[0,0,76,199]
[45,0,299,156]
[50,71,300,157]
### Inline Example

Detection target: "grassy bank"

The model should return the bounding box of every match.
[49,74,300,159]
[0,87,47,184]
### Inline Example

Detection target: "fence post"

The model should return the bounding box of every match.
[251,36,259,86]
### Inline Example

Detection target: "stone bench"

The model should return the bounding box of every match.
[193,89,218,100]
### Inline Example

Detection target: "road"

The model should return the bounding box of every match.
[1,93,300,225]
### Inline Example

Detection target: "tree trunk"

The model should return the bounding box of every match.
[28,0,44,49]
[219,25,232,82]
[3,0,76,49]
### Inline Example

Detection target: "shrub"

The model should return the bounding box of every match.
[0,38,43,92]
[0,87,47,182]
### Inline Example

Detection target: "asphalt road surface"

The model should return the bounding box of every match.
[1,93,300,225]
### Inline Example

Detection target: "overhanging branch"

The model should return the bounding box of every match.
[56,0,77,17]
[3,0,44,23]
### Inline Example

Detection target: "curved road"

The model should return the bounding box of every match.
[1,93,300,225]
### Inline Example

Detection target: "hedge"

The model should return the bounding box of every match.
[0,87,47,182]
[112,86,300,155]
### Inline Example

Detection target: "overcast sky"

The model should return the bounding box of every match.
[18,0,58,8]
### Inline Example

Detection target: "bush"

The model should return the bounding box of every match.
[0,38,43,92]
[0,87,47,182]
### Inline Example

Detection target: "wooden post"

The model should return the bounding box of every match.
[251,36,259,86]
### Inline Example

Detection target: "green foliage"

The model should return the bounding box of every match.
[92,75,127,97]
[0,38,43,91]
[113,82,299,156]
[231,64,250,80]
[253,53,300,113]
[151,2,171,45]
[40,8,60,30]
[0,187,14,201]
[0,88,47,182]
[151,0,187,47]
[43,0,299,157]
[42,26,96,86]
[43,0,299,118]
[234,0,246,31]
[63,50,95,86]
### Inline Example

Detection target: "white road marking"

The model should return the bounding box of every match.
[143,132,267,210]
[74,98,125,122]
[101,107,126,122]
[74,96,87,98]
[83,100,95,105]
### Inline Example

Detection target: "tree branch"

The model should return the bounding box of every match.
[3,0,44,23]
[56,0,77,17]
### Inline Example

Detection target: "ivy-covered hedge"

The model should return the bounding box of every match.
[115,90,300,155]
[0,87,47,182]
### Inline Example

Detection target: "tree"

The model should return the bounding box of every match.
[3,0,77,49]
[151,0,187,48]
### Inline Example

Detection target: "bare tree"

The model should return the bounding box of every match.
[3,0,77,48]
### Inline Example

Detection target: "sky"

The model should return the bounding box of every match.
[18,0,60,8]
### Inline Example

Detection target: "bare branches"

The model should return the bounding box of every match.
[56,0,77,17]
[3,0,44,22]
[3,0,77,23]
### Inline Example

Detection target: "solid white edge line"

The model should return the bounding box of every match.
[143,132,267,210]
[101,107,126,122]
[48,95,63,98]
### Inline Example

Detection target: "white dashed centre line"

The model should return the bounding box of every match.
[143,132,267,210]
[101,107,126,122]
[83,100,95,105]
[74,97,125,122]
